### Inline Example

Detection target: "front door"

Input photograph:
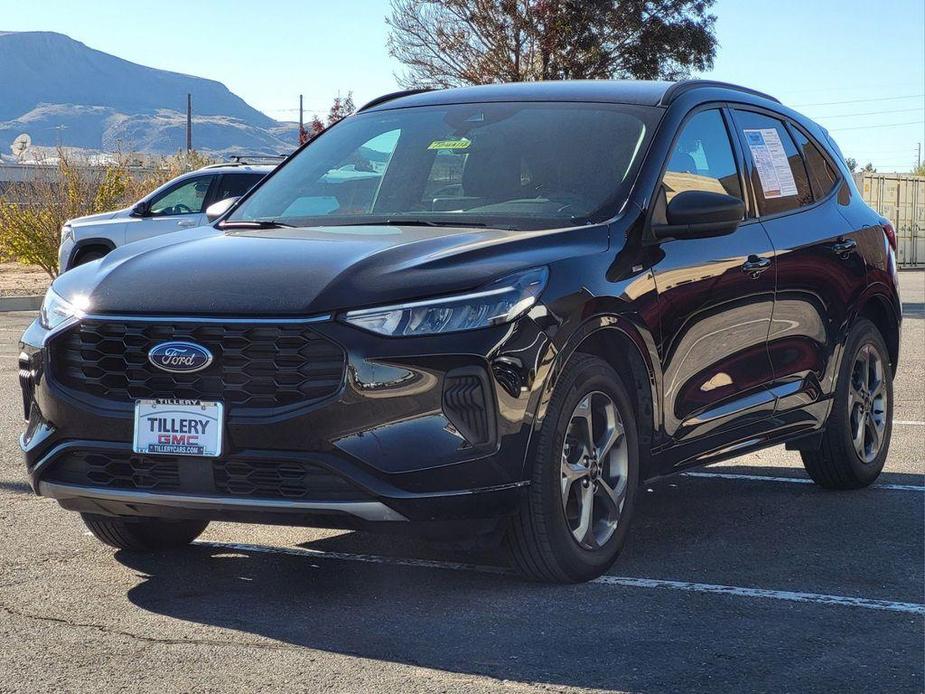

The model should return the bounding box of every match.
[650,108,777,444]
[125,174,216,245]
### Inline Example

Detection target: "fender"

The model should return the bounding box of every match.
[518,310,663,480]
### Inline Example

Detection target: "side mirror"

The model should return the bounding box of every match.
[653,190,745,241]
[206,197,240,223]
[131,200,150,217]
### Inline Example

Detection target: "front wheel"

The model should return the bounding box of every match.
[81,514,208,551]
[507,354,639,583]
[801,318,893,489]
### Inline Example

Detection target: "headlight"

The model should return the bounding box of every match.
[39,288,88,331]
[342,267,548,337]
[60,224,74,243]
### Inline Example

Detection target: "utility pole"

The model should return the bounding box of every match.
[299,94,304,132]
[186,93,192,153]
[917,142,921,170]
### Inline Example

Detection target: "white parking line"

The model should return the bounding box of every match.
[194,541,925,616]
[682,471,923,492]
[894,420,925,426]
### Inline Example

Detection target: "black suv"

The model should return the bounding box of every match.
[20,80,901,583]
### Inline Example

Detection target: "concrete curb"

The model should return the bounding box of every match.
[0,296,43,312]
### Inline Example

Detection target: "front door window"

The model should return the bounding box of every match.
[149,177,214,216]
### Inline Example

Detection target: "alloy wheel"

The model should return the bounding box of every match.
[848,343,888,464]
[560,391,629,550]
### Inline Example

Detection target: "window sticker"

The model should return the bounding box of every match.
[743,128,797,199]
[427,138,471,151]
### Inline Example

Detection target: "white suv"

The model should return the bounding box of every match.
[59,163,273,272]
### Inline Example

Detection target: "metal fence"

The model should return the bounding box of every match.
[854,172,925,268]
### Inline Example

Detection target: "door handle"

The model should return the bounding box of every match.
[741,255,771,278]
[177,219,197,227]
[831,238,857,256]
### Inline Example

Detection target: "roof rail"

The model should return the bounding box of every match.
[227,154,287,164]
[660,80,780,106]
[358,88,433,112]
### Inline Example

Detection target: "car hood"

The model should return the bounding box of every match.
[52,223,609,316]
[68,208,131,227]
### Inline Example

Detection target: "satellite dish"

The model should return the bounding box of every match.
[11,133,31,159]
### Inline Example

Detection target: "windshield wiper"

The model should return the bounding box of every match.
[383,218,494,228]
[219,220,294,229]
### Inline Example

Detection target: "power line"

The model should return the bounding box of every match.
[780,82,923,95]
[811,107,925,119]
[846,145,920,153]
[792,94,924,107]
[829,120,925,132]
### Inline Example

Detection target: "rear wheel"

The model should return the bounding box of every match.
[507,354,638,583]
[81,514,208,551]
[801,319,893,489]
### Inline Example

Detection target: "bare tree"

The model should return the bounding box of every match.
[387,0,717,88]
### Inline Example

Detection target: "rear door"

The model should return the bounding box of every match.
[650,107,777,444]
[729,108,866,419]
[125,174,217,244]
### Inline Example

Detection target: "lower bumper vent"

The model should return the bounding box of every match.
[442,368,496,447]
[44,451,369,501]
[213,459,366,500]
[47,451,181,491]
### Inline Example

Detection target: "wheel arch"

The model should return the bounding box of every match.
[522,316,662,480]
[854,286,900,373]
[67,238,116,271]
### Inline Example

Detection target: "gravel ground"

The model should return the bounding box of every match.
[0,271,921,693]
[0,263,50,297]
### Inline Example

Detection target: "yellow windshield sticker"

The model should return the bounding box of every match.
[427,138,471,151]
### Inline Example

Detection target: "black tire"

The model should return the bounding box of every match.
[81,514,208,551]
[507,354,639,583]
[73,249,107,267]
[801,318,893,489]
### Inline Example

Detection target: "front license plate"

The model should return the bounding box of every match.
[133,399,223,457]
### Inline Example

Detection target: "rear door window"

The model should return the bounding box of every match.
[216,173,264,201]
[732,110,812,216]
[790,128,839,199]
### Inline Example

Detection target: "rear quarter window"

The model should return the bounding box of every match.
[791,128,839,199]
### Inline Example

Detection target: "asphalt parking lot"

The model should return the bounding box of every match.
[0,272,922,694]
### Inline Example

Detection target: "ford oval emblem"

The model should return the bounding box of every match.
[148,341,213,373]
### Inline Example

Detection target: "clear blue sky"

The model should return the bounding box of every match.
[1,0,923,170]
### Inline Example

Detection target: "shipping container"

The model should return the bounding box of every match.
[855,172,925,268]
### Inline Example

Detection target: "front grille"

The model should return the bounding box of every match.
[46,451,181,491]
[45,451,369,501]
[51,319,346,410]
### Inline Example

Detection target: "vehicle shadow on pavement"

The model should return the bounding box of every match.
[116,465,924,692]
[0,479,33,494]
[901,301,924,318]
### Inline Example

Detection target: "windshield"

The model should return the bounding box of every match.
[228,102,658,231]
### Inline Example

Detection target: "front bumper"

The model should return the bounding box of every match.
[57,235,75,273]
[20,312,552,528]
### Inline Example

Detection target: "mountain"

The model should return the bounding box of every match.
[0,31,295,156]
